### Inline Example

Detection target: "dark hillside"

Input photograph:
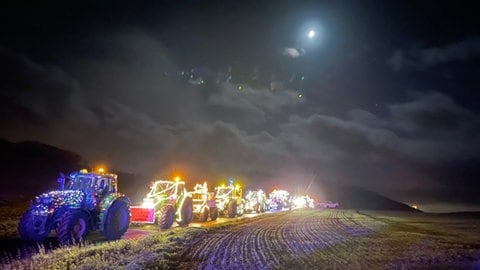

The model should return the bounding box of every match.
[325,185,421,212]
[0,139,86,202]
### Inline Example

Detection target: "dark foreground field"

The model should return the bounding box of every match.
[1,208,480,269]
[176,210,480,269]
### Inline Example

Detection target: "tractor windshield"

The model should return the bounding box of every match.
[216,187,232,197]
[65,176,93,190]
[154,182,175,196]
[191,193,203,200]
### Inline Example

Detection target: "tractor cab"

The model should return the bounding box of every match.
[64,170,117,207]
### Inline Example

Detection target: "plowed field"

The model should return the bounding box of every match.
[175,209,480,269]
[2,209,480,269]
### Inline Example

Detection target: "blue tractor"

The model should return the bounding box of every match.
[18,169,131,245]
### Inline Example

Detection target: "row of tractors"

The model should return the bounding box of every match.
[128,179,287,229]
[17,169,314,245]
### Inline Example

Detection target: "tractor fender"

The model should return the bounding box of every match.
[98,194,131,231]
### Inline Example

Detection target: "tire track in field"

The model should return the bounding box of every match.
[179,209,382,269]
[185,214,283,269]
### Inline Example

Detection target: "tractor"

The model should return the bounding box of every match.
[268,189,292,211]
[130,179,193,229]
[18,169,131,245]
[292,195,315,209]
[244,189,268,213]
[214,183,244,218]
[189,182,218,222]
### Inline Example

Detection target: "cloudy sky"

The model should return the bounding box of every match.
[1,0,479,212]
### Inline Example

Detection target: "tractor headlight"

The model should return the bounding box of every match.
[32,204,50,216]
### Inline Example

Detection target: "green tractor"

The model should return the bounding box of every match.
[130,180,193,229]
[189,182,218,222]
[18,169,131,245]
[214,183,244,218]
[244,189,268,213]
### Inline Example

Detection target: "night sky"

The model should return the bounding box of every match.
[1,0,479,212]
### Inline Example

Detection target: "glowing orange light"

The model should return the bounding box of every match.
[412,205,418,209]
[174,176,181,182]
[98,167,105,173]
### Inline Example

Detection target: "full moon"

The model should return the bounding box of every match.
[307,30,316,38]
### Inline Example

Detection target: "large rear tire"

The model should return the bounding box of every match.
[210,207,218,221]
[101,201,130,240]
[158,205,175,230]
[18,210,50,242]
[199,207,209,222]
[227,200,237,218]
[177,197,193,226]
[56,210,89,245]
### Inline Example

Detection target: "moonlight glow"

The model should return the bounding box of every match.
[308,30,316,38]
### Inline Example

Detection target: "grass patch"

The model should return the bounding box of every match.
[0,204,27,239]
[2,227,206,270]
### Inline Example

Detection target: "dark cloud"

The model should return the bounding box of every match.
[388,36,480,72]
[2,36,480,210]
[0,48,79,127]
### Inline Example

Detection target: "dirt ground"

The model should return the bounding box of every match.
[2,208,480,269]
[173,209,480,269]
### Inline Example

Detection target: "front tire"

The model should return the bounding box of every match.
[158,205,175,230]
[101,201,130,240]
[199,207,209,222]
[177,197,193,226]
[260,202,266,213]
[227,200,237,218]
[210,208,218,221]
[276,202,283,211]
[237,202,244,217]
[254,203,260,213]
[56,210,90,245]
[18,210,50,242]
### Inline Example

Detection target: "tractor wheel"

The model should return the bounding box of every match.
[210,208,218,221]
[276,203,283,211]
[101,201,130,240]
[227,200,237,218]
[177,197,193,226]
[18,210,50,242]
[158,205,175,230]
[260,203,266,213]
[237,202,244,217]
[199,207,209,222]
[56,210,90,245]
